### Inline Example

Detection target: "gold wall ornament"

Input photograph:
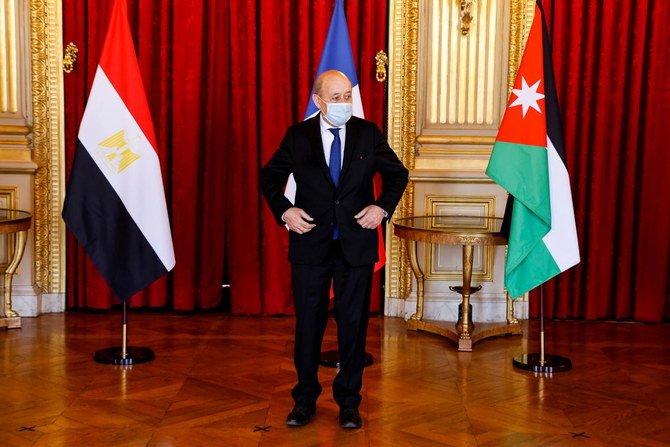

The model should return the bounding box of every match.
[30,0,66,294]
[63,42,78,73]
[375,50,388,82]
[385,0,419,300]
[460,0,475,36]
[397,0,419,300]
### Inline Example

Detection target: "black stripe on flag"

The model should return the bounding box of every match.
[62,140,168,301]
[537,0,566,164]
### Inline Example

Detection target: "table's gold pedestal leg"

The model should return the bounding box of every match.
[405,238,522,350]
[506,292,518,324]
[407,240,425,321]
[1,230,27,329]
[455,245,474,351]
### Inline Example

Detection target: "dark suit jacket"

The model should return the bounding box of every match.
[261,115,409,266]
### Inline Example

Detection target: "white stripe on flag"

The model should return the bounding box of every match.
[542,136,580,271]
[351,84,364,119]
[78,67,176,270]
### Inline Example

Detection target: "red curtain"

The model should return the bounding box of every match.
[63,1,388,313]
[529,0,670,321]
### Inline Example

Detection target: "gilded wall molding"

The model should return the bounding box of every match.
[416,134,496,146]
[30,0,64,293]
[386,0,419,300]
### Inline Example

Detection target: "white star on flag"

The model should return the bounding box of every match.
[509,76,545,117]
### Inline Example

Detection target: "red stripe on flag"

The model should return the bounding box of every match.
[495,10,546,148]
[98,0,158,151]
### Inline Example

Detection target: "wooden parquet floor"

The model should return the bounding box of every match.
[1,312,669,446]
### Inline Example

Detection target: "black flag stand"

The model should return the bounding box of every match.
[94,300,154,365]
[512,285,571,373]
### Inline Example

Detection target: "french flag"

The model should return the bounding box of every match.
[285,0,385,270]
[62,0,175,301]
[302,0,364,120]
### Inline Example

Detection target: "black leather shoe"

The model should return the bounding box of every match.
[286,404,315,427]
[338,407,362,429]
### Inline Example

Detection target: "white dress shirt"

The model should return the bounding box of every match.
[320,115,346,168]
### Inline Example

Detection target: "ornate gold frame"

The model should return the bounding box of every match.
[386,0,535,300]
[30,0,65,294]
[424,194,496,282]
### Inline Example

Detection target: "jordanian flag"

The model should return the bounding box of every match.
[486,1,579,298]
[62,0,175,300]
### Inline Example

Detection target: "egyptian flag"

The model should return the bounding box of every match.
[486,1,579,298]
[285,0,385,270]
[62,0,175,301]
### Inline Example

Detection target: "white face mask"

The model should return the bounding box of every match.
[322,102,353,127]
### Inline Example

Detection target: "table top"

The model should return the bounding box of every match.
[393,215,508,246]
[0,208,32,233]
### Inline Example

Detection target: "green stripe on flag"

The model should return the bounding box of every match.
[505,199,561,298]
[486,141,551,225]
[487,140,558,298]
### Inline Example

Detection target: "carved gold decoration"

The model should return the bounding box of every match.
[30,0,65,293]
[460,0,475,36]
[63,42,78,73]
[375,50,388,82]
[385,0,419,300]
[397,0,419,300]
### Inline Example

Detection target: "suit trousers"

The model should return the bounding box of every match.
[290,239,373,410]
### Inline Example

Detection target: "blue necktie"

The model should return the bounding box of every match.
[328,128,341,239]
[328,128,341,186]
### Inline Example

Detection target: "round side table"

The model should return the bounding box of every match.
[394,215,521,351]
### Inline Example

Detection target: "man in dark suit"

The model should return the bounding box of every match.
[260,70,408,429]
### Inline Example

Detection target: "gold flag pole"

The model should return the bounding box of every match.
[513,284,571,373]
[94,300,155,365]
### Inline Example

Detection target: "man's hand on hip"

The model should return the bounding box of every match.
[283,207,315,234]
[354,205,386,230]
